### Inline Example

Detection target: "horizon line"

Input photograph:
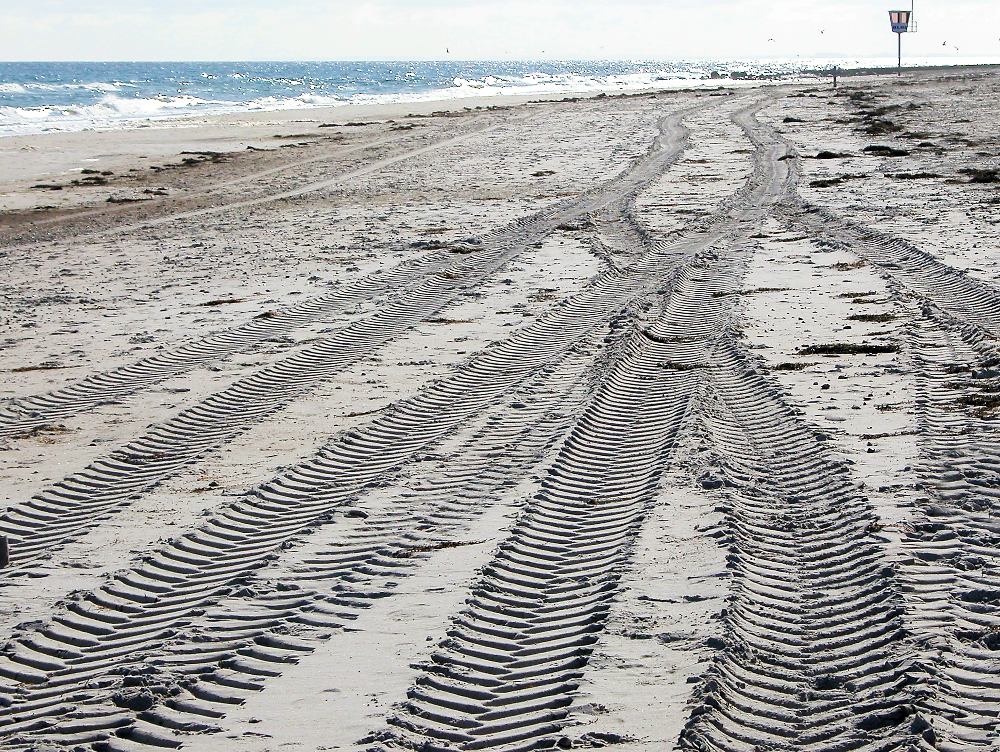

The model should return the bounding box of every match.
[1,53,994,65]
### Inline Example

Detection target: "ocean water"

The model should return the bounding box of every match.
[0,58,994,137]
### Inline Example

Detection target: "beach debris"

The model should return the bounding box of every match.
[199,298,245,307]
[863,144,910,157]
[959,168,1000,184]
[849,313,897,323]
[799,342,900,356]
[107,191,154,203]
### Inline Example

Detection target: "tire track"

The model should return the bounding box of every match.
[0,108,558,438]
[373,228,756,752]
[899,307,1000,750]
[0,101,706,571]
[784,201,1000,339]
[0,293,621,744]
[338,97,796,752]
[661,99,920,752]
[133,336,607,748]
[0,336,601,751]
[0,249,453,439]
[764,100,1000,341]
[678,341,921,752]
[0,100,741,745]
[768,96,1000,745]
[0,97,790,752]
[365,100,800,749]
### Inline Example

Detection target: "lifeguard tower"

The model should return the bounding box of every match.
[889,3,917,74]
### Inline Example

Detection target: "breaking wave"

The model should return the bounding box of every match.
[1,57,997,136]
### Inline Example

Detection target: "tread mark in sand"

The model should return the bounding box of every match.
[898,306,1000,749]
[0,101,706,572]
[0,101,742,748]
[678,341,922,752]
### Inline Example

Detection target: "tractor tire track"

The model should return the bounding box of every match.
[763,105,1000,341]
[0,101,707,572]
[898,306,1000,750]
[0,97,782,751]
[0,335,602,751]
[353,97,795,752]
[0,100,747,745]
[0,249,455,440]
[678,340,921,752]
[373,226,757,752]
[784,201,1000,339]
[661,100,923,752]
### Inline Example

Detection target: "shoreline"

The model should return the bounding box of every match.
[1,84,758,214]
[3,59,999,142]
[802,60,1000,77]
[0,62,996,221]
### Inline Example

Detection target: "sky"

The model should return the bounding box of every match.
[1,0,999,61]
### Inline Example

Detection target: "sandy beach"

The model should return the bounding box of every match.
[2,66,1000,751]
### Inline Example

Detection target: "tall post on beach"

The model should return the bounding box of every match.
[888,10,912,75]
[832,65,839,88]
[0,536,8,568]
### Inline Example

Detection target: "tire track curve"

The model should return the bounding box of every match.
[372,252,736,752]
[0,99,742,743]
[655,97,928,752]
[678,340,922,752]
[366,98,802,748]
[0,96,782,750]
[785,201,1000,339]
[681,345,926,750]
[0,249,454,440]
[765,99,1000,341]
[369,175,803,750]
[0,101,707,571]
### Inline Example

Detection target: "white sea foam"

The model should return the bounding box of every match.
[0,93,224,135]
[0,81,131,93]
[2,57,998,137]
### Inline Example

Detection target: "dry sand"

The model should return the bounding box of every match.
[1,68,1000,751]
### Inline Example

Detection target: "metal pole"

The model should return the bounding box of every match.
[898,32,902,75]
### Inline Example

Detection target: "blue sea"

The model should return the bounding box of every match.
[0,58,993,137]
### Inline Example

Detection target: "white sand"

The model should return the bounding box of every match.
[1,68,1000,751]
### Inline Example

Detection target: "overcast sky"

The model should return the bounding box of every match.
[2,0,998,61]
